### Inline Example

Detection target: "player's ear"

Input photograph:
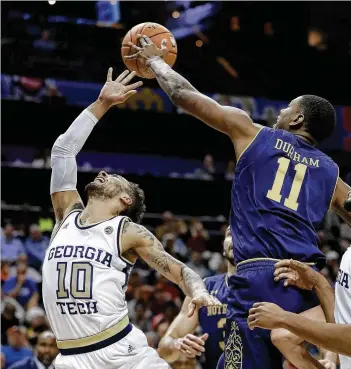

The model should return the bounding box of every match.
[120,193,132,207]
[290,113,304,129]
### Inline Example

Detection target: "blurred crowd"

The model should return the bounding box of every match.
[1,208,350,368]
[27,150,236,182]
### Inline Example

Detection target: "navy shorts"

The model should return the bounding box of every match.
[223,260,319,369]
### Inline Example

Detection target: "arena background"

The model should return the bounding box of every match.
[1,1,351,368]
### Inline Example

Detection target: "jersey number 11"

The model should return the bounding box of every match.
[266,157,307,211]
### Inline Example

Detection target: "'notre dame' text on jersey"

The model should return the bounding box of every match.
[42,211,133,343]
[198,274,228,369]
[230,126,339,268]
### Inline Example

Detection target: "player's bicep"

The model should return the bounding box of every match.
[331,178,351,226]
[179,90,254,134]
[177,90,259,157]
[124,223,184,285]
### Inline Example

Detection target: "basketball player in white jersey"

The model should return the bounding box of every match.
[42,68,219,369]
[247,253,351,368]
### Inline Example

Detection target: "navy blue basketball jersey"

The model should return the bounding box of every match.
[231,126,339,268]
[198,274,228,369]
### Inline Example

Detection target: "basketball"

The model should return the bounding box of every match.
[121,22,177,79]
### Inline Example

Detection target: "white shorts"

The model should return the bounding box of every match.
[54,326,170,369]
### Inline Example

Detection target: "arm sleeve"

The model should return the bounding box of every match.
[50,109,98,195]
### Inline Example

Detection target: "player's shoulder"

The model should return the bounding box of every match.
[121,219,147,236]
[121,220,154,247]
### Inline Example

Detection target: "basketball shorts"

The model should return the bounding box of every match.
[224,259,319,369]
[54,325,170,369]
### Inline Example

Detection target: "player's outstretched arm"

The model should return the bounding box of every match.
[125,36,259,158]
[158,296,208,362]
[248,302,351,357]
[331,178,351,226]
[50,69,142,223]
[122,221,219,316]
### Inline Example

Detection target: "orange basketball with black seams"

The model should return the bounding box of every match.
[121,22,177,79]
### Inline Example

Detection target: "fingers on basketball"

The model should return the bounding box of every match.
[121,23,177,79]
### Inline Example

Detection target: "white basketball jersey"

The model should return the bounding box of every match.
[42,211,133,341]
[335,246,351,369]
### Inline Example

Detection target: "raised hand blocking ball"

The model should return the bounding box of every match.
[121,22,177,79]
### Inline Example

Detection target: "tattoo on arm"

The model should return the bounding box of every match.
[179,265,207,297]
[149,58,196,103]
[130,223,206,297]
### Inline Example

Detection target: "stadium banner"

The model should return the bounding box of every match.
[2,74,350,151]
[0,74,174,113]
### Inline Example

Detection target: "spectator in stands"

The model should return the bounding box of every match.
[1,261,11,286]
[163,301,179,325]
[340,238,351,253]
[131,300,152,333]
[9,255,41,284]
[1,225,26,264]
[2,327,32,369]
[225,159,236,181]
[2,263,39,310]
[150,286,175,316]
[194,154,216,180]
[186,249,210,279]
[26,308,49,347]
[7,331,58,369]
[155,274,181,304]
[162,232,188,261]
[33,30,56,52]
[24,225,48,271]
[155,211,175,240]
[189,219,209,240]
[188,218,209,254]
[1,303,19,345]
[326,250,340,278]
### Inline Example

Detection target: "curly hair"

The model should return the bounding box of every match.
[122,181,146,224]
[300,95,336,143]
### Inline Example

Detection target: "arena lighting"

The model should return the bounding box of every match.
[172,11,180,19]
[48,0,56,5]
[195,39,203,47]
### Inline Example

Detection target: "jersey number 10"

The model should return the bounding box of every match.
[56,262,93,299]
[266,157,307,211]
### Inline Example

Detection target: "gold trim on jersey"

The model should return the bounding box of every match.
[236,257,315,268]
[117,216,135,267]
[235,125,264,163]
[56,314,129,349]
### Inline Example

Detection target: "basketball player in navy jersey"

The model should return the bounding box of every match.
[126,36,351,369]
[158,227,235,369]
